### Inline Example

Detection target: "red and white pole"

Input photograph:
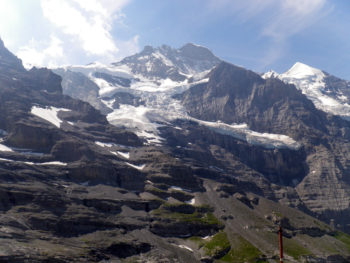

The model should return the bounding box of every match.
[279,226,283,263]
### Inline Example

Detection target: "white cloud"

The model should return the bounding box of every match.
[0,0,21,47]
[114,35,140,61]
[0,0,138,67]
[17,35,64,68]
[41,0,119,55]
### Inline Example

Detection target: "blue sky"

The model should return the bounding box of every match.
[0,0,349,80]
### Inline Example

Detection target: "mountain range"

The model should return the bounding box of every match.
[1,37,350,262]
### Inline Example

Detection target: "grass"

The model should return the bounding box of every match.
[283,237,312,260]
[219,235,265,263]
[203,231,231,258]
[152,203,222,226]
[334,231,350,250]
[189,232,265,262]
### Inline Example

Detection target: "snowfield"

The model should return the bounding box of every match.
[31,106,71,128]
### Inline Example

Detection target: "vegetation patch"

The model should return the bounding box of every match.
[169,189,194,202]
[283,238,312,260]
[203,231,231,258]
[146,186,169,199]
[334,231,350,250]
[152,203,222,226]
[219,235,265,263]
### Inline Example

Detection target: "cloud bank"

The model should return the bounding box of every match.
[0,0,139,68]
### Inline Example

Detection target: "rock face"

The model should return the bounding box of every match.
[180,62,328,139]
[2,38,350,262]
[113,43,221,81]
[52,68,111,114]
[178,61,350,230]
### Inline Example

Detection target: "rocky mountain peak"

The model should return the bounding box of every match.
[179,42,218,61]
[113,43,221,81]
[140,45,155,54]
[0,37,25,72]
[208,61,263,88]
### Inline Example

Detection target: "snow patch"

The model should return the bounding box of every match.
[0,158,67,166]
[116,151,130,159]
[0,144,13,152]
[125,162,145,170]
[95,141,116,148]
[36,161,67,166]
[0,157,13,162]
[185,198,195,205]
[192,119,300,150]
[31,106,71,128]
[107,105,165,145]
[177,245,193,252]
[170,186,191,192]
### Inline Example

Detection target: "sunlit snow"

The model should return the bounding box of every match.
[116,151,130,159]
[35,161,67,166]
[95,141,116,148]
[0,144,13,152]
[0,157,67,166]
[264,62,350,118]
[177,245,193,252]
[192,120,300,150]
[185,198,196,205]
[125,162,145,170]
[31,106,71,128]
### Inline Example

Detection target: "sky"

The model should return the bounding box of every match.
[0,0,350,80]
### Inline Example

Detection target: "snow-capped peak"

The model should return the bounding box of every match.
[282,62,325,80]
[264,62,350,119]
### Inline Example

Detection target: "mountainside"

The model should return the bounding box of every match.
[180,61,350,222]
[2,38,350,262]
[263,62,350,120]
